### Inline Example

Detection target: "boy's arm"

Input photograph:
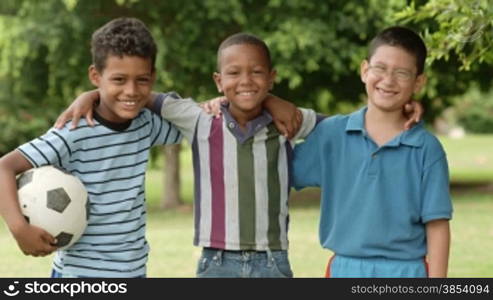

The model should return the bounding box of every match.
[149,92,202,142]
[0,151,57,256]
[426,219,450,277]
[403,100,424,130]
[54,90,99,129]
[263,94,302,139]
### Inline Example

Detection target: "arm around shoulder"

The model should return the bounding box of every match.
[153,92,203,141]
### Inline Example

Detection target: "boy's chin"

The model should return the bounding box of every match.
[114,110,140,122]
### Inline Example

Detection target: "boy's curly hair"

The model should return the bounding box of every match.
[91,17,156,72]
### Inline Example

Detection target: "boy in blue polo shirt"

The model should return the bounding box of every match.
[292,26,452,278]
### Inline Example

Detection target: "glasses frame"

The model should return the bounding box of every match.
[367,63,417,83]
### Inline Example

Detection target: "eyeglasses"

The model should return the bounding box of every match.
[367,64,416,83]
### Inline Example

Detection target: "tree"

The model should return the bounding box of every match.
[395,0,493,120]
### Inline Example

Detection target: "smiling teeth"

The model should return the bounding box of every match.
[238,91,255,95]
[377,88,396,95]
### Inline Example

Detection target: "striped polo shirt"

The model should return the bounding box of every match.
[18,109,181,277]
[155,92,317,250]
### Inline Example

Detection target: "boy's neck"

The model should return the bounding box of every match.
[364,105,407,147]
[94,105,133,131]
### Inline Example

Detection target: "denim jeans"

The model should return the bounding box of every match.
[196,248,293,278]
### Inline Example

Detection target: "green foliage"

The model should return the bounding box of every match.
[396,0,493,69]
[455,88,493,133]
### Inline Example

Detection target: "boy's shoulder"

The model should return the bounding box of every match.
[315,112,357,134]
[418,126,446,156]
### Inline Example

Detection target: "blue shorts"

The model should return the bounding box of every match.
[196,248,293,278]
[325,255,428,278]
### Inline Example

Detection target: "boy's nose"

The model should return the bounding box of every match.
[380,73,398,85]
[239,73,253,85]
[124,81,138,96]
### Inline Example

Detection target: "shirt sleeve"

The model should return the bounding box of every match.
[420,143,453,223]
[154,92,202,142]
[148,110,183,147]
[290,108,317,143]
[17,126,73,169]
[292,121,325,189]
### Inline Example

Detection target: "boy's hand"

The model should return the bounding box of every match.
[54,90,100,129]
[199,96,227,118]
[12,223,57,257]
[264,94,301,139]
[403,100,424,130]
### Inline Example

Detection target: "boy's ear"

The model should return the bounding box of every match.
[413,74,427,94]
[88,65,101,87]
[360,60,369,83]
[213,72,222,93]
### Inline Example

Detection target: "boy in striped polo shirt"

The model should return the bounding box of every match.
[0,17,181,277]
[150,33,319,277]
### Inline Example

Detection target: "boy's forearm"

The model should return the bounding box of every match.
[0,155,31,235]
[426,219,450,277]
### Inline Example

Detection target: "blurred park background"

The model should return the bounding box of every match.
[0,0,492,277]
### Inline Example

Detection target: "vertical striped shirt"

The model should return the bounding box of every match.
[18,109,181,277]
[155,92,316,250]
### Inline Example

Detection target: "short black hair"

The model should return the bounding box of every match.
[217,32,272,71]
[368,26,427,75]
[91,17,156,72]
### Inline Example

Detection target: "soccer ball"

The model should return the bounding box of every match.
[16,166,88,250]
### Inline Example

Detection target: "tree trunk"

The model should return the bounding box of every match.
[161,144,182,209]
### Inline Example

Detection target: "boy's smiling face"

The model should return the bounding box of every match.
[361,45,426,113]
[214,43,276,121]
[89,55,155,123]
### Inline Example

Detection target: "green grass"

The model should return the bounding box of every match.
[1,134,492,277]
[440,134,493,183]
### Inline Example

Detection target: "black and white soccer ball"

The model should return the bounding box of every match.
[16,166,88,250]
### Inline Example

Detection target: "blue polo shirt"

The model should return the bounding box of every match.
[292,107,453,260]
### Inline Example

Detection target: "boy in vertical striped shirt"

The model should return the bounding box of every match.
[150,33,319,277]
[0,18,181,277]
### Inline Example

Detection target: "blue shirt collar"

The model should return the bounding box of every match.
[346,106,424,148]
[220,103,273,144]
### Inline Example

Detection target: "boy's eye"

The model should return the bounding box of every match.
[394,70,412,80]
[371,65,386,73]
[112,78,125,84]
[138,78,151,84]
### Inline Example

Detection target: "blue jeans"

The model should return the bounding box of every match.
[196,248,293,278]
